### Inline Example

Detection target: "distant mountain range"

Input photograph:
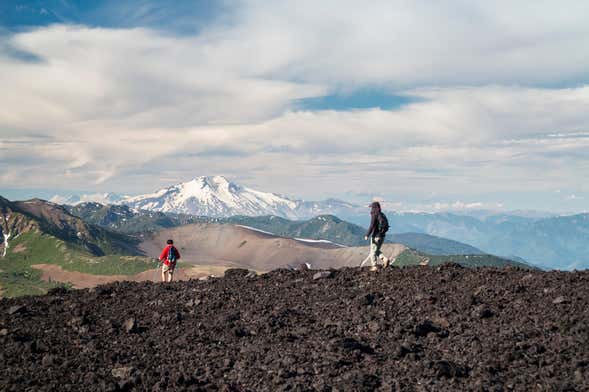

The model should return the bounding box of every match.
[52,176,363,219]
[68,203,493,259]
[1,196,534,297]
[38,176,589,270]
[389,212,589,270]
[50,192,125,206]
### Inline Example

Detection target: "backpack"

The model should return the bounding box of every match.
[377,212,389,235]
[167,246,178,263]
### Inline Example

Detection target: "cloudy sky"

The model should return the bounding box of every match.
[1,0,588,212]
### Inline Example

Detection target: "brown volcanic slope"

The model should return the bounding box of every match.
[140,223,408,271]
[1,265,588,391]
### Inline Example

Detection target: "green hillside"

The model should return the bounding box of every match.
[0,197,155,297]
[0,232,155,297]
[393,249,535,269]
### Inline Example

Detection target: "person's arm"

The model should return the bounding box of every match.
[175,247,181,260]
[365,213,377,238]
[159,246,168,261]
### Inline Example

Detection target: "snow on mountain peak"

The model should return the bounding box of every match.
[122,176,299,217]
[50,192,124,205]
[50,176,363,219]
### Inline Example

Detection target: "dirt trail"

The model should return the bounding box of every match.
[32,264,230,289]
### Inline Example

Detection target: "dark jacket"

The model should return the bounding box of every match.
[366,203,382,238]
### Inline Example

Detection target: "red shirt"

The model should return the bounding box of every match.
[159,245,181,266]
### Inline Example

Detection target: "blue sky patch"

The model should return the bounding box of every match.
[0,0,223,34]
[295,89,417,111]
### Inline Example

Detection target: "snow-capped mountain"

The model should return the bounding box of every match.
[123,176,301,218]
[50,176,365,219]
[50,192,124,206]
[294,198,362,220]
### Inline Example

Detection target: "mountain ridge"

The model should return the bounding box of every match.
[0,197,154,297]
[65,204,491,257]
[51,176,362,219]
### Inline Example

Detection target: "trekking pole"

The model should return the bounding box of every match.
[359,237,370,267]
[153,260,160,282]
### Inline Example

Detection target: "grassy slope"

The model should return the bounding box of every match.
[0,232,156,297]
[393,249,535,269]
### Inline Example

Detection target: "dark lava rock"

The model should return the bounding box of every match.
[432,316,450,329]
[123,318,137,334]
[111,366,135,379]
[472,305,494,319]
[41,355,55,368]
[7,305,26,315]
[437,262,464,271]
[1,266,588,391]
[415,320,441,337]
[395,338,423,359]
[185,299,201,307]
[360,293,377,306]
[224,268,251,279]
[552,296,568,304]
[336,371,381,390]
[47,287,70,296]
[312,271,333,280]
[433,360,469,378]
[95,286,113,296]
[334,337,374,354]
[296,263,310,271]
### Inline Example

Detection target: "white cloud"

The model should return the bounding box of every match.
[229,0,589,87]
[1,1,589,209]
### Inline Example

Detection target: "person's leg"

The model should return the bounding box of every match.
[379,253,390,267]
[369,237,379,269]
[373,237,383,259]
[162,264,171,282]
[167,269,174,282]
[374,237,390,267]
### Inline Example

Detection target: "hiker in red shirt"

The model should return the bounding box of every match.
[159,239,181,282]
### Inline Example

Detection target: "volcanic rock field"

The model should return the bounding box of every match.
[1,264,588,391]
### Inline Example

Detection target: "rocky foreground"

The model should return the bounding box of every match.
[1,265,588,391]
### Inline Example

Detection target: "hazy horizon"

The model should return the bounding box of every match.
[0,175,585,216]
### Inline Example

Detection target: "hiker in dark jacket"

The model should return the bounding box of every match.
[360,201,391,270]
[159,239,181,282]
